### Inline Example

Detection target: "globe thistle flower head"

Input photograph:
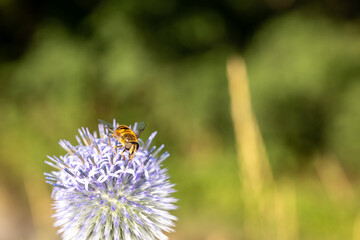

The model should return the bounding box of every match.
[45,121,177,240]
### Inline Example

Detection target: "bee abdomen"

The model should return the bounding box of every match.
[123,132,137,142]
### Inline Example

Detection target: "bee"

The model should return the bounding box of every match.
[99,119,145,161]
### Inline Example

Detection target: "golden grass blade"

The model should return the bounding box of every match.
[226,55,273,195]
[353,211,360,240]
[274,181,299,240]
[314,153,354,203]
[227,55,298,240]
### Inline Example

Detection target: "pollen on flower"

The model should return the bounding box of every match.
[45,121,177,240]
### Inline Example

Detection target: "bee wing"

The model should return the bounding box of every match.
[98,119,115,130]
[134,121,146,138]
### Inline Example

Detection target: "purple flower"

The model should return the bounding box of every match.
[45,121,177,240]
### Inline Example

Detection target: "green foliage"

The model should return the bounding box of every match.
[0,2,360,239]
[245,10,360,172]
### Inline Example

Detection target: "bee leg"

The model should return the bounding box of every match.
[128,146,136,162]
[120,148,127,161]
[113,145,123,156]
[128,153,133,162]
[112,145,120,154]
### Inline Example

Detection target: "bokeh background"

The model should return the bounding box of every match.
[1,0,360,239]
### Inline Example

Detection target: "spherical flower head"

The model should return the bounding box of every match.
[45,121,177,240]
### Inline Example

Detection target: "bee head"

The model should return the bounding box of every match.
[124,142,133,150]
[124,141,138,149]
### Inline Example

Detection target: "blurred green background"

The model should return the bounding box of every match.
[1,0,360,239]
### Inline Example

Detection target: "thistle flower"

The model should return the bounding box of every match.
[45,121,177,240]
